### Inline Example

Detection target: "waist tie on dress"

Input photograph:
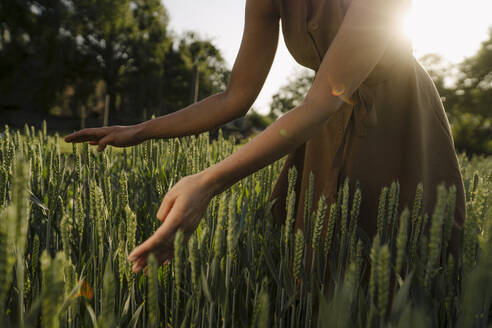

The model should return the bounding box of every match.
[330,83,378,172]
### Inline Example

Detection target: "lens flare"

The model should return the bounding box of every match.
[75,280,93,300]
[331,85,355,105]
[331,85,345,97]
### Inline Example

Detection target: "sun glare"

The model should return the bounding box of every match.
[401,0,492,62]
[402,8,416,41]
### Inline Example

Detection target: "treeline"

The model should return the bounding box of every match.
[0,0,230,125]
[419,31,492,156]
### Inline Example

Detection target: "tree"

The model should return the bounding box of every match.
[454,27,492,118]
[120,0,172,120]
[443,27,492,155]
[268,69,314,120]
[68,0,139,121]
[0,0,76,113]
[178,32,230,104]
[0,1,230,129]
[158,32,230,114]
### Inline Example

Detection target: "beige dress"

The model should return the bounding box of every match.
[269,0,466,248]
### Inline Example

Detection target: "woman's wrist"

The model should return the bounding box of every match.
[134,120,153,142]
[199,166,229,198]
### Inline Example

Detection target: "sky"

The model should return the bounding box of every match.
[164,0,492,115]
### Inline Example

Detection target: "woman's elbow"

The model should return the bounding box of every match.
[222,88,256,118]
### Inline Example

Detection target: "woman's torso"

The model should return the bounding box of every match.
[271,0,414,85]
[268,0,466,247]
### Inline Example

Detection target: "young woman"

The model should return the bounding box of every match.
[65,0,466,274]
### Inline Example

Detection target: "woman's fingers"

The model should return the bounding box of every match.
[157,195,175,222]
[97,134,114,152]
[128,238,153,265]
[132,257,147,273]
[128,213,177,264]
[128,208,181,273]
[133,250,172,274]
[65,127,109,143]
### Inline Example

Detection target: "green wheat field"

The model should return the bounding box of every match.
[0,123,491,327]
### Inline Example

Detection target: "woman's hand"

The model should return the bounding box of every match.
[127,172,217,273]
[64,124,146,151]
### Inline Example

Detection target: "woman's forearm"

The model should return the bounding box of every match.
[138,91,247,140]
[200,0,400,196]
[202,94,344,196]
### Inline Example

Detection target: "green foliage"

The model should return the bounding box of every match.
[0,123,491,327]
[268,69,314,120]
[0,1,229,123]
[418,28,492,155]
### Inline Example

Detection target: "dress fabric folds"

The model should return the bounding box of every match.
[268,0,466,250]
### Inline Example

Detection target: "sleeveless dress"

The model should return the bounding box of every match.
[268,0,466,249]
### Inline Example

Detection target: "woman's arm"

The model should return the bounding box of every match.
[202,0,407,195]
[127,0,408,272]
[142,0,280,140]
[65,0,279,150]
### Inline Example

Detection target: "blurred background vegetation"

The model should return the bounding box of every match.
[0,1,491,155]
[0,0,231,131]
